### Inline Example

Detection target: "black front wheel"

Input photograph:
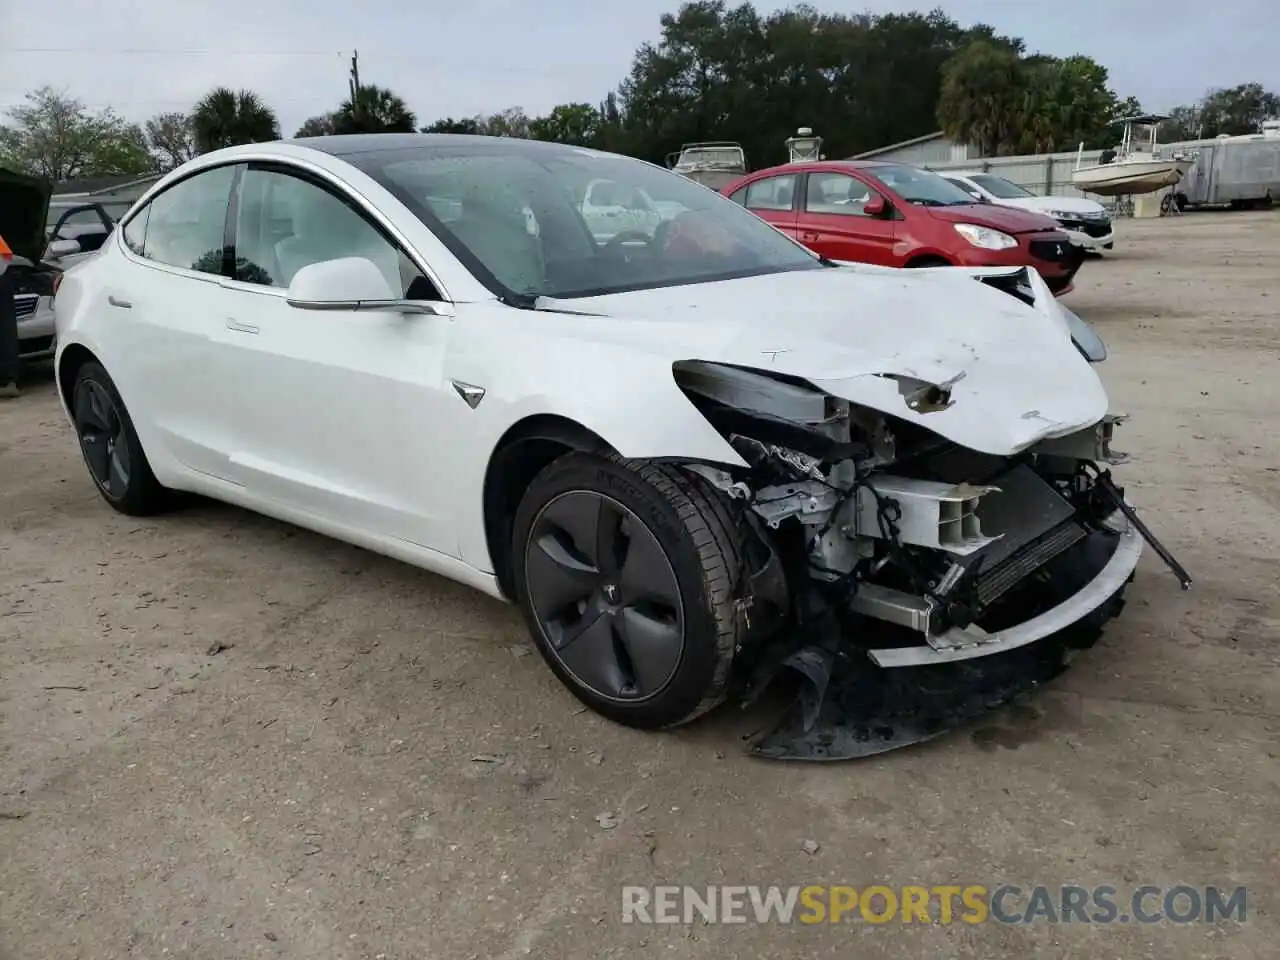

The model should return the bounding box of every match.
[512,453,750,729]
[72,361,171,516]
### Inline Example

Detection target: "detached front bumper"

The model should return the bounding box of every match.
[744,521,1141,761]
[741,469,1189,760]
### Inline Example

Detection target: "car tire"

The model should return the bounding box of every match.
[71,361,172,516]
[512,452,748,729]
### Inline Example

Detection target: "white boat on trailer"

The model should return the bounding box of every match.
[1071,114,1194,197]
[665,141,747,191]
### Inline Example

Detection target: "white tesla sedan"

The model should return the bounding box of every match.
[53,134,1185,757]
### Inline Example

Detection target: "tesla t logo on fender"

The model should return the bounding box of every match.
[451,381,486,408]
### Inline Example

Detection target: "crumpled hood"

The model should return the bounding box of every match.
[0,167,52,263]
[544,266,1109,456]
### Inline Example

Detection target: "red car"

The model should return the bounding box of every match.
[721,160,1084,295]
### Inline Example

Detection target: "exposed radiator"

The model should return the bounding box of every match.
[971,519,1085,607]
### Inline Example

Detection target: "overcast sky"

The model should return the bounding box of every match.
[1,0,1275,139]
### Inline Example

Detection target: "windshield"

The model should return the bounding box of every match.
[866,163,980,207]
[969,174,1034,199]
[360,143,821,301]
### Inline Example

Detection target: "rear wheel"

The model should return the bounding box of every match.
[71,361,171,516]
[511,453,748,729]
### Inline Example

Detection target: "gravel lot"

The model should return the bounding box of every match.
[2,211,1277,959]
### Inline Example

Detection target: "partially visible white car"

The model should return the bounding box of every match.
[940,172,1115,254]
[51,134,1184,757]
[1,168,89,364]
[579,177,663,242]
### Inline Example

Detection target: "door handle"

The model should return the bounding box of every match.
[800,231,819,242]
[107,295,132,309]
[225,319,259,335]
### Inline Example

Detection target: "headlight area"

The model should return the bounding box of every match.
[672,361,1144,673]
[953,223,1018,251]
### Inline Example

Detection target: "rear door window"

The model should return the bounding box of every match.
[132,165,238,275]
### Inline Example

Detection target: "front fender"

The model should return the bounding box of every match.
[445,338,747,572]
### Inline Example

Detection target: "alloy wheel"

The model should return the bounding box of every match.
[74,378,132,500]
[524,491,685,702]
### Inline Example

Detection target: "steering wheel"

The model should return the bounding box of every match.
[602,229,654,262]
[604,229,653,249]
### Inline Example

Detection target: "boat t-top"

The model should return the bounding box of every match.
[784,127,824,162]
[1071,114,1195,197]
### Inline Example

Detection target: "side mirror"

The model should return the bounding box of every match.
[285,256,442,315]
[969,190,985,201]
[863,195,886,217]
[46,238,82,259]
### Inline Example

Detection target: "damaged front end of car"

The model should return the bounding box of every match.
[670,335,1190,760]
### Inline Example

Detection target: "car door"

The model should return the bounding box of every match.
[728,174,800,238]
[212,162,457,553]
[795,170,896,265]
[109,162,246,479]
[49,204,116,252]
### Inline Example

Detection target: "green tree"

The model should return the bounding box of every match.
[333,84,417,134]
[191,88,281,153]
[294,113,338,137]
[1197,83,1280,136]
[1113,95,1144,120]
[593,92,629,152]
[612,2,1003,165]
[529,103,601,145]
[479,107,531,138]
[420,116,483,134]
[1017,55,1120,152]
[0,86,154,180]
[145,111,196,169]
[939,43,1124,155]
[936,41,1024,157]
[1162,104,1200,141]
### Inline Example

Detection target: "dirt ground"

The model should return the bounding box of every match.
[2,211,1278,960]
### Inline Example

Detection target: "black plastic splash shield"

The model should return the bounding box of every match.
[743,530,1130,761]
[745,636,1085,760]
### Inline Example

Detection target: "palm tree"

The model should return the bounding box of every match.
[191,88,281,153]
[294,113,338,138]
[333,84,417,134]
[936,41,1024,157]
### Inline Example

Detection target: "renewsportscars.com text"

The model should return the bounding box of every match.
[620,884,1247,925]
